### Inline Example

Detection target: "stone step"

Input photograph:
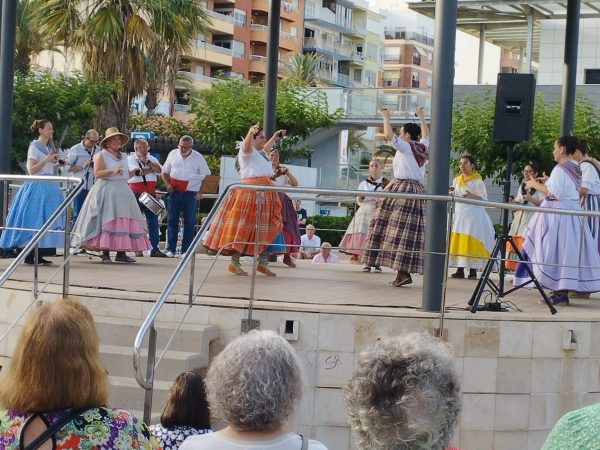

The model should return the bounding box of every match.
[100,344,207,381]
[94,316,218,354]
[108,375,171,417]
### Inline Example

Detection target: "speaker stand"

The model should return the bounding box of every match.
[467,143,557,315]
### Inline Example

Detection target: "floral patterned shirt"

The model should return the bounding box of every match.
[150,424,211,450]
[0,406,161,449]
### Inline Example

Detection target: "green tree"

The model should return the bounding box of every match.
[15,0,57,74]
[190,78,343,162]
[32,0,208,130]
[11,70,117,171]
[451,91,600,183]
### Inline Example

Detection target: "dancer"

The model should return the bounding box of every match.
[574,139,600,253]
[339,159,388,272]
[270,148,301,268]
[448,155,496,280]
[514,136,600,305]
[362,107,429,287]
[73,128,150,263]
[0,119,66,265]
[506,163,544,270]
[203,124,284,276]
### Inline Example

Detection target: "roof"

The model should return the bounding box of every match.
[407,1,600,62]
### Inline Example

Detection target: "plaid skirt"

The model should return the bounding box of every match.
[203,177,282,256]
[361,179,426,273]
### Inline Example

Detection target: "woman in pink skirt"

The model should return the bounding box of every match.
[72,128,150,263]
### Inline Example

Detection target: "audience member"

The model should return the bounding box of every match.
[180,329,327,449]
[162,135,211,258]
[344,332,461,450]
[542,402,600,450]
[0,299,160,449]
[67,129,101,223]
[312,242,340,264]
[151,371,212,450]
[298,224,321,259]
[294,199,308,233]
[128,138,166,258]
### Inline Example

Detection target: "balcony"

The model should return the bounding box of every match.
[318,70,351,87]
[177,71,217,89]
[412,79,420,88]
[249,54,267,74]
[252,0,298,19]
[188,42,233,67]
[303,37,352,60]
[203,9,235,34]
[384,30,434,47]
[351,51,365,64]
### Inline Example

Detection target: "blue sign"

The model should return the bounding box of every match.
[130,131,155,140]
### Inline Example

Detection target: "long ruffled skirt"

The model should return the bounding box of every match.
[449,203,495,270]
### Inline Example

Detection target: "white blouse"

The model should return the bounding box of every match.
[238,147,273,179]
[391,135,430,181]
[452,176,488,200]
[27,140,54,176]
[581,160,600,195]
[546,161,580,201]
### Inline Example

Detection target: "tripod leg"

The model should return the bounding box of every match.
[468,237,504,311]
[509,239,557,314]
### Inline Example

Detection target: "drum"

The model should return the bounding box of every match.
[138,192,165,216]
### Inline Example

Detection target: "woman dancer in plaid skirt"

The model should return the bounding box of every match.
[362,107,429,287]
[203,123,284,276]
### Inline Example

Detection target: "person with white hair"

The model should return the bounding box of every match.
[180,329,327,450]
[343,332,461,450]
[312,242,340,264]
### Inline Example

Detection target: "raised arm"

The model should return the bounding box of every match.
[242,123,261,154]
[381,109,394,142]
[416,107,429,139]
[263,129,286,153]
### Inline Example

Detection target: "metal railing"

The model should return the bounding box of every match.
[0,174,84,344]
[133,183,600,421]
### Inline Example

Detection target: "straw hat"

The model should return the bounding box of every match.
[100,127,129,149]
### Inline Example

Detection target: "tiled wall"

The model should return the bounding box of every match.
[2,287,600,450]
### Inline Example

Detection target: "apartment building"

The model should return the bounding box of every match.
[381,26,433,114]
[302,0,384,88]
[172,0,304,116]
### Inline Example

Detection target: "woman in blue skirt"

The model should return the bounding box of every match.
[0,119,66,265]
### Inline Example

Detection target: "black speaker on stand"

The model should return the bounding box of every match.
[468,73,557,315]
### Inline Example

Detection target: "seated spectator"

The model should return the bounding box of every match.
[298,224,321,259]
[312,242,340,264]
[0,299,160,449]
[343,332,461,450]
[542,402,600,449]
[180,329,327,450]
[151,370,212,450]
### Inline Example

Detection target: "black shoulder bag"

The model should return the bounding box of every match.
[20,408,87,450]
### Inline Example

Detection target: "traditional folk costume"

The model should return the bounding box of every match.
[272,168,301,261]
[580,158,600,255]
[339,176,388,260]
[0,140,65,256]
[505,182,544,270]
[361,135,429,274]
[203,146,283,273]
[514,160,600,302]
[448,172,495,270]
[72,149,150,252]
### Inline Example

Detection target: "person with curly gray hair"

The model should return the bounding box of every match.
[343,332,461,450]
[180,329,328,450]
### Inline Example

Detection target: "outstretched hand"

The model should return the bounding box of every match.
[380,108,392,120]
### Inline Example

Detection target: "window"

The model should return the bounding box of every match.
[305,0,316,17]
[427,74,432,87]
[428,52,433,64]
[353,68,362,83]
[384,46,400,61]
[232,40,245,58]
[290,25,297,38]
[234,9,246,27]
[365,70,376,87]
[367,43,379,60]
[585,69,600,84]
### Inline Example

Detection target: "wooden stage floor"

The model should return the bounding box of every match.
[2,251,600,321]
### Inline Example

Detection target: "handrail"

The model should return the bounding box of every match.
[0,174,84,287]
[133,183,600,421]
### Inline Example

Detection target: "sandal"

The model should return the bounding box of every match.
[228,262,248,276]
[257,264,276,277]
[390,273,412,287]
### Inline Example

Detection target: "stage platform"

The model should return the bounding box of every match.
[0,252,598,318]
[3,253,600,450]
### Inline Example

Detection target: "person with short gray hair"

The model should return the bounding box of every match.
[180,330,327,450]
[343,332,461,450]
[67,129,101,222]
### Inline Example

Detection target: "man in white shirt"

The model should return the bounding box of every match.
[312,242,340,264]
[162,135,211,257]
[128,138,165,257]
[67,129,101,222]
[298,224,321,259]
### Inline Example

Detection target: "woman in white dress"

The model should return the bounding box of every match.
[506,162,544,270]
[339,159,388,272]
[448,155,495,279]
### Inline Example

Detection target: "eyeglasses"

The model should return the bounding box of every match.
[87,139,99,144]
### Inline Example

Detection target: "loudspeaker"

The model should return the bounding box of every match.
[493,73,536,143]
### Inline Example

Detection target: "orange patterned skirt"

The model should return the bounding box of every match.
[203,177,282,256]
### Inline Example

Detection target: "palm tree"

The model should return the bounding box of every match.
[32,0,208,129]
[143,1,209,115]
[15,0,56,74]
[282,52,323,87]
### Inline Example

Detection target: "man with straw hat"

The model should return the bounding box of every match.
[72,127,151,263]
